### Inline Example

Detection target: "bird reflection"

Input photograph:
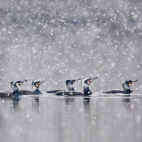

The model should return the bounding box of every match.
[32,98,40,109]
[122,95,131,107]
[64,97,75,105]
[12,97,21,109]
[83,98,90,110]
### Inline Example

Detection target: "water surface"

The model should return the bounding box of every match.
[0,94,142,142]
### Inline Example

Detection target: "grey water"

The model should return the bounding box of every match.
[0,94,142,142]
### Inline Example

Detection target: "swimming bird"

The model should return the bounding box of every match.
[82,77,98,96]
[46,78,81,94]
[103,80,138,94]
[55,78,84,96]
[32,79,44,94]
[11,80,27,100]
[0,80,29,98]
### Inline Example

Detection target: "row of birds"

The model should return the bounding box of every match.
[10,77,138,99]
[10,77,96,96]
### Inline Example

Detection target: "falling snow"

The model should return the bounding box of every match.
[0,0,142,142]
[0,0,141,92]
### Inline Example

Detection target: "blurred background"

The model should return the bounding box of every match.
[0,0,142,92]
